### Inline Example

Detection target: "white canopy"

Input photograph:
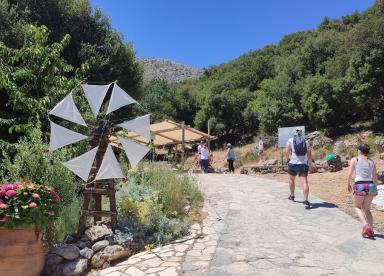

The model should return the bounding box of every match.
[49,92,87,126]
[106,84,136,114]
[62,146,98,181]
[117,135,150,168]
[94,144,124,180]
[49,120,88,151]
[81,84,111,118]
[117,114,151,141]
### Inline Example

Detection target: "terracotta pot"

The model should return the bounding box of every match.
[0,227,45,276]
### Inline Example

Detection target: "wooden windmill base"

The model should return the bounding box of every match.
[77,131,117,236]
[77,180,117,236]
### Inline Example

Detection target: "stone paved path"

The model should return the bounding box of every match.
[93,174,384,276]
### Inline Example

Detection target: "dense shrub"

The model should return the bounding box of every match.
[116,163,201,245]
[0,129,82,243]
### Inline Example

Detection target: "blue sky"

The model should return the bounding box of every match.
[90,0,374,68]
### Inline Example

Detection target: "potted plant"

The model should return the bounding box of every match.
[0,179,61,276]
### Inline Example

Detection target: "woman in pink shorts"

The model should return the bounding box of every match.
[347,144,378,238]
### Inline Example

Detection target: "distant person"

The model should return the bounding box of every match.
[200,143,210,173]
[285,128,314,209]
[223,143,236,173]
[258,137,264,156]
[347,144,378,238]
[197,141,204,155]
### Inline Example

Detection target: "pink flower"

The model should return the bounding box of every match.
[5,190,16,198]
[54,195,61,203]
[0,189,5,197]
[28,202,37,208]
[32,193,40,199]
[0,203,6,209]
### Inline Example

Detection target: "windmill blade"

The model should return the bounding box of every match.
[117,114,151,141]
[106,84,136,114]
[49,121,88,151]
[94,144,125,181]
[49,92,87,126]
[117,135,150,168]
[62,146,98,181]
[81,84,111,118]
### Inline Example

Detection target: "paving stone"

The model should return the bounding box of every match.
[124,266,145,276]
[158,267,177,276]
[145,267,166,273]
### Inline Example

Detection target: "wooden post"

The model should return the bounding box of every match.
[181,121,185,164]
[207,119,211,150]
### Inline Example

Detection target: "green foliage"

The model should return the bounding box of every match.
[0,128,82,243]
[117,163,201,244]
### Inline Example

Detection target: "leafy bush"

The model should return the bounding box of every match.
[0,129,82,243]
[117,163,201,245]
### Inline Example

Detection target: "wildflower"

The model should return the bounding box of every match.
[28,202,37,208]
[0,203,6,209]
[32,193,40,199]
[54,195,61,203]
[5,190,16,198]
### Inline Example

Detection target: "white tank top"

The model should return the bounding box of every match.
[355,157,374,182]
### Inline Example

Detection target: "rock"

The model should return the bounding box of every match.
[183,205,191,214]
[45,253,64,266]
[51,244,80,261]
[328,155,342,172]
[306,131,334,149]
[105,234,118,245]
[91,245,130,268]
[62,258,88,276]
[92,240,109,252]
[64,235,76,244]
[343,137,359,147]
[333,141,345,154]
[84,224,113,242]
[340,155,349,167]
[79,247,94,259]
[73,241,89,249]
[263,159,278,166]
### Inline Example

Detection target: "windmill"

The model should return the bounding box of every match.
[49,82,151,234]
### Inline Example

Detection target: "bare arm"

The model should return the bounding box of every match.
[347,158,356,193]
[372,163,379,187]
[307,149,313,166]
[284,143,291,161]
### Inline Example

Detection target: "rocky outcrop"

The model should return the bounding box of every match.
[138,58,203,83]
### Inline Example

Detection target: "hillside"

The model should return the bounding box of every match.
[138,58,203,83]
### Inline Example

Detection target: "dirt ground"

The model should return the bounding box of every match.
[258,159,384,234]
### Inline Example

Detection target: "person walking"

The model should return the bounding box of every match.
[347,144,378,238]
[224,143,236,173]
[200,143,210,173]
[285,128,314,209]
[258,137,264,156]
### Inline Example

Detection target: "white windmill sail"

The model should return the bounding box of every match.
[49,121,88,151]
[49,92,87,126]
[94,144,124,180]
[63,146,98,181]
[117,135,150,168]
[106,84,136,114]
[81,84,111,118]
[117,114,151,141]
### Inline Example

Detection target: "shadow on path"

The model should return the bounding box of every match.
[293,200,338,209]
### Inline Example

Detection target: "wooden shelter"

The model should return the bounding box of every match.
[110,120,215,160]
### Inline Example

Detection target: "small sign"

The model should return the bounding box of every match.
[278,126,305,148]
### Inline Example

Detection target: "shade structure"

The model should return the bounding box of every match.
[110,120,216,151]
[49,92,87,126]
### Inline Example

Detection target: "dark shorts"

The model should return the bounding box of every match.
[353,181,377,196]
[288,163,308,177]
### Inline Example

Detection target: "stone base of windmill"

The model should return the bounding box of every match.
[42,223,150,276]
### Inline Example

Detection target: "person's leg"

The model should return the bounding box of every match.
[229,160,234,173]
[354,195,368,225]
[299,175,309,201]
[362,195,374,227]
[288,173,296,199]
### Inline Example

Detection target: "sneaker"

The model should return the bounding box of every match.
[303,200,310,209]
[288,195,295,201]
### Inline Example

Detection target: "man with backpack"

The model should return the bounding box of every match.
[285,128,314,209]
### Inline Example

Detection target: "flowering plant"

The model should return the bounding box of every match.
[0,180,61,229]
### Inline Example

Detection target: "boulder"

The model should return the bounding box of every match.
[51,244,80,261]
[63,235,76,244]
[91,245,130,268]
[79,247,94,259]
[92,240,109,252]
[62,258,88,276]
[263,159,278,166]
[45,253,64,266]
[73,241,89,249]
[306,131,334,149]
[84,224,113,242]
